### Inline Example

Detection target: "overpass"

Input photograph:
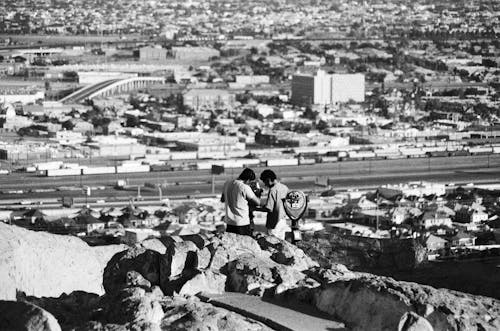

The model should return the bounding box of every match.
[60,76,165,104]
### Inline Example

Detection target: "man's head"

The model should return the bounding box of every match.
[260,169,277,188]
[238,168,256,184]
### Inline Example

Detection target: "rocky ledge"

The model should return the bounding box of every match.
[0,223,499,331]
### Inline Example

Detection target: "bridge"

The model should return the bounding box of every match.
[60,76,166,104]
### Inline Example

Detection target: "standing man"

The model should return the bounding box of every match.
[260,169,289,240]
[221,168,261,236]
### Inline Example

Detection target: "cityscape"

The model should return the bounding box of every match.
[1,1,500,330]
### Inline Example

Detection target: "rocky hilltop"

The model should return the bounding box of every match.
[0,223,499,331]
[0,223,126,301]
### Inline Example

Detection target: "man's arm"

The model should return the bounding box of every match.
[243,185,261,206]
[260,189,275,213]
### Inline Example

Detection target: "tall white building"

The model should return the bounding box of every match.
[291,70,365,105]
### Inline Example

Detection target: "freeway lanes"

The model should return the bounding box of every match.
[59,78,122,103]
[1,169,500,209]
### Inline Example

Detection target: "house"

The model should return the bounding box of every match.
[419,206,454,229]
[47,217,78,234]
[124,215,161,228]
[356,196,378,210]
[74,213,105,234]
[123,228,160,244]
[99,207,123,223]
[424,234,448,252]
[451,231,476,247]
[172,203,201,224]
[119,205,150,228]
[71,119,94,134]
[102,120,123,135]
[389,207,407,225]
[454,202,488,224]
[73,207,105,233]
[11,209,47,230]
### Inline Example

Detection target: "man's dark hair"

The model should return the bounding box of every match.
[260,169,277,181]
[238,168,256,181]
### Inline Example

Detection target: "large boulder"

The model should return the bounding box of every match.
[223,253,307,296]
[255,233,318,271]
[313,275,500,331]
[0,300,61,331]
[102,245,162,295]
[179,270,227,296]
[209,232,269,270]
[160,296,272,331]
[298,230,427,270]
[160,240,199,281]
[19,291,100,331]
[101,286,164,328]
[0,223,126,300]
[398,312,434,331]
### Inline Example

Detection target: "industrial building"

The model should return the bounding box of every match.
[291,70,365,105]
[171,47,220,62]
[139,46,168,62]
[183,89,235,110]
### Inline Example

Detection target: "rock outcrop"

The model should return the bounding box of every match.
[0,223,126,300]
[1,223,499,331]
[312,275,500,331]
[298,230,427,271]
[0,300,61,331]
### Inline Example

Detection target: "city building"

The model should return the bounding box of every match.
[83,136,146,158]
[139,46,167,62]
[171,47,220,61]
[235,75,270,85]
[0,88,44,105]
[291,70,365,105]
[183,89,235,110]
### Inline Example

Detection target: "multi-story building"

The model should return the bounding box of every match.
[183,89,235,110]
[291,70,365,105]
[139,46,168,62]
[171,47,220,62]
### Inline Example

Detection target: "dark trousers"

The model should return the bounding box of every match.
[226,224,252,236]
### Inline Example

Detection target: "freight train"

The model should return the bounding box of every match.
[30,143,500,177]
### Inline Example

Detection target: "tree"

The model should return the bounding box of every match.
[62,120,75,130]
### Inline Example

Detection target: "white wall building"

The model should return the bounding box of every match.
[0,91,44,105]
[291,70,365,105]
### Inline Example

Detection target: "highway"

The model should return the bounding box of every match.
[0,155,498,205]
[59,78,122,103]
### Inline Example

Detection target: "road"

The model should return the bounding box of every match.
[0,155,499,204]
[59,78,122,103]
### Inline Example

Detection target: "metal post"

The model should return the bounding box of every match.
[211,174,215,195]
